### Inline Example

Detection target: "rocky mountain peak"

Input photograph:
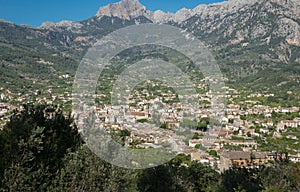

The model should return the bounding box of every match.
[93,0,265,23]
[96,0,149,20]
[95,0,200,23]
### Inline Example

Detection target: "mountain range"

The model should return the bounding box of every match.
[0,0,299,96]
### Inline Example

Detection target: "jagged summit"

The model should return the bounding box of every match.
[96,0,150,20]
[95,0,198,23]
[38,0,300,28]
[94,0,259,23]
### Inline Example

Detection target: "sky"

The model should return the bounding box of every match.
[0,0,226,27]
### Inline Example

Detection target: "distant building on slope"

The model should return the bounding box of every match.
[219,151,269,172]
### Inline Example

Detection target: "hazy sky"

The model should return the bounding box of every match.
[0,0,226,26]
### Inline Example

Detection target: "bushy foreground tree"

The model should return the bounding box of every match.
[0,104,81,190]
[48,145,138,192]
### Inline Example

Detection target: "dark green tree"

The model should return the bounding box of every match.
[0,104,81,188]
[1,127,51,191]
[259,162,300,191]
[137,164,177,192]
[218,168,262,192]
[48,145,137,192]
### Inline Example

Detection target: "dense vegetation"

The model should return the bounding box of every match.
[0,105,299,191]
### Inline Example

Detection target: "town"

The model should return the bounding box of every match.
[1,76,300,172]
